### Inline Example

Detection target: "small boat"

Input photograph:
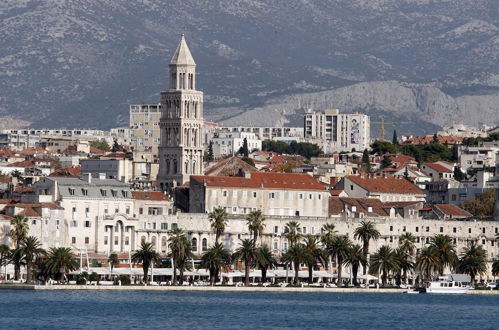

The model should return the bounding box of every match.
[422,275,471,294]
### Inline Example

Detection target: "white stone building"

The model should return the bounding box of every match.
[211,131,262,157]
[304,109,370,153]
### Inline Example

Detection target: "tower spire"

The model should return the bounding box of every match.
[170,34,195,66]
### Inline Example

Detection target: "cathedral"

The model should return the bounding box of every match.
[157,35,204,191]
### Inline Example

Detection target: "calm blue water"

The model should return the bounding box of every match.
[0,290,498,329]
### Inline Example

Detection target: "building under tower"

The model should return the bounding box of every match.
[157,35,204,191]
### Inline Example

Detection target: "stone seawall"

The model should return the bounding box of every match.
[0,284,498,295]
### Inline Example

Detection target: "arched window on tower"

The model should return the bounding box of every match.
[179,73,185,89]
[192,160,197,174]
[171,73,177,89]
[166,158,170,174]
[202,238,208,251]
[185,161,189,174]
[188,74,193,89]
[173,160,177,174]
[191,237,197,252]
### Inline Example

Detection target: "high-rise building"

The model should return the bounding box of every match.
[129,104,161,162]
[157,35,204,191]
[304,109,370,153]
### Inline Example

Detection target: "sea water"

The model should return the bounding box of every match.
[0,290,497,329]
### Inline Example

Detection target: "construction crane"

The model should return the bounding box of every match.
[371,116,397,141]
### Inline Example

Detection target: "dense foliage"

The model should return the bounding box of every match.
[460,189,497,217]
[262,140,322,159]
[370,140,455,163]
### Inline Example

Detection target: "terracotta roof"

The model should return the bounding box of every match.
[0,149,15,157]
[191,172,325,191]
[424,163,453,173]
[387,154,416,164]
[6,202,63,210]
[434,204,472,217]
[384,201,422,208]
[329,189,344,196]
[329,197,389,217]
[347,175,424,195]
[402,135,464,145]
[89,146,105,154]
[0,176,10,184]
[205,157,257,177]
[49,166,81,178]
[131,191,170,201]
[21,207,41,217]
[18,147,47,155]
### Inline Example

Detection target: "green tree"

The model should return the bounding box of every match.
[11,170,23,184]
[429,234,457,275]
[111,139,123,152]
[241,157,255,167]
[361,149,371,173]
[451,144,459,162]
[453,167,466,181]
[284,221,302,247]
[304,236,323,284]
[346,244,367,286]
[457,242,487,286]
[320,224,337,270]
[9,247,25,281]
[209,207,229,244]
[43,247,78,282]
[393,247,414,286]
[492,259,499,276]
[461,189,496,217]
[207,141,214,162]
[90,139,110,152]
[168,228,193,285]
[238,138,249,157]
[232,239,257,286]
[0,244,10,273]
[9,214,29,249]
[327,235,352,287]
[132,242,159,284]
[369,245,398,287]
[246,210,265,243]
[281,243,308,285]
[398,233,416,282]
[392,130,398,144]
[200,242,231,286]
[380,155,393,169]
[354,220,380,275]
[21,236,45,284]
[415,246,440,281]
[370,141,398,155]
[255,245,276,283]
[108,253,119,278]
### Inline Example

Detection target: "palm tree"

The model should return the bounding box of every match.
[281,243,308,285]
[369,245,398,287]
[393,247,414,286]
[0,244,10,273]
[415,246,440,281]
[345,244,367,286]
[233,239,257,286]
[429,234,457,275]
[43,247,78,282]
[21,236,45,284]
[327,235,352,287]
[399,233,416,255]
[9,214,29,249]
[200,242,231,286]
[168,228,193,285]
[354,220,380,275]
[9,247,25,281]
[108,253,119,278]
[492,259,499,277]
[457,242,487,286]
[320,223,337,270]
[246,210,265,243]
[284,221,302,247]
[255,245,276,283]
[132,242,159,284]
[304,236,323,284]
[209,207,229,244]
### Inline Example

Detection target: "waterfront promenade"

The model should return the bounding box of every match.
[1,284,498,295]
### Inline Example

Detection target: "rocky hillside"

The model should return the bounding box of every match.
[0,0,498,134]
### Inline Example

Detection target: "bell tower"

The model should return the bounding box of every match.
[157,35,204,191]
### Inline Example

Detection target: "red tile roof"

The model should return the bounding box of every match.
[329,197,389,217]
[192,172,325,191]
[424,163,453,173]
[403,135,464,145]
[434,204,472,217]
[347,175,424,195]
[205,157,257,177]
[89,146,105,154]
[6,202,63,210]
[131,191,170,201]
[49,166,81,178]
[18,147,47,155]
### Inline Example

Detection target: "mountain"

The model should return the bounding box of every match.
[0,0,498,135]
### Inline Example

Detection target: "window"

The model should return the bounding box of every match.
[32,219,37,225]
[309,194,313,199]
[172,223,178,230]
[161,223,168,230]
[403,226,406,232]
[389,236,393,243]
[274,226,278,234]
[223,190,228,197]
[416,237,420,243]
[191,238,197,251]
[303,227,307,234]
[389,226,393,232]
[72,237,76,244]
[100,189,107,197]
[126,206,130,215]
[318,194,321,200]
[298,193,303,199]
[453,227,456,233]
[85,207,90,218]
[482,228,486,234]
[202,238,208,251]
[104,237,108,245]
[416,227,419,232]
[114,236,119,245]
[440,227,443,233]
[274,241,278,250]
[253,192,257,198]
[111,190,117,198]
[81,188,88,196]
[85,237,89,244]
[84,221,91,228]
[68,188,75,196]
[269,192,275,199]
[482,239,486,245]
[139,208,143,215]
[125,237,129,245]
[426,226,429,232]
[70,220,78,227]
[468,228,471,234]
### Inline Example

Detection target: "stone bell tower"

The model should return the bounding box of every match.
[157,35,204,191]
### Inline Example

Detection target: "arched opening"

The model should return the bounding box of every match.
[202,238,208,252]
[161,236,167,253]
[185,161,189,174]
[191,237,197,252]
[141,236,146,244]
[151,236,157,251]
[173,159,177,174]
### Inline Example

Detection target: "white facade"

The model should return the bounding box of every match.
[211,131,262,157]
[80,159,132,182]
[459,142,499,172]
[221,126,304,142]
[304,109,370,153]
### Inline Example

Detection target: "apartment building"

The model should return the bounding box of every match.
[129,104,161,162]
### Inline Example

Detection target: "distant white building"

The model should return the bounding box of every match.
[304,109,370,153]
[221,126,303,142]
[459,141,499,172]
[211,131,262,157]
